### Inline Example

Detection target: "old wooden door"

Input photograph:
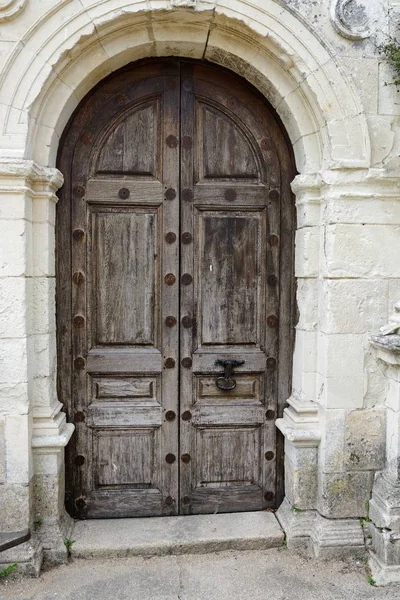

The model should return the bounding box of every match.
[57,60,295,519]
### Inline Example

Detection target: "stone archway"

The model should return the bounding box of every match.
[0,3,370,169]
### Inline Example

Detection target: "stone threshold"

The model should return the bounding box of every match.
[71,511,283,559]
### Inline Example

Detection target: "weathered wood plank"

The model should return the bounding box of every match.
[199,213,261,345]
[190,485,263,515]
[199,104,258,180]
[86,350,162,374]
[87,403,163,427]
[195,426,261,486]
[179,62,196,515]
[191,406,264,426]
[192,184,267,206]
[96,100,160,177]
[86,179,163,204]
[87,489,163,518]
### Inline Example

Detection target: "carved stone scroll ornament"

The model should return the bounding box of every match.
[330,0,371,41]
[379,301,400,336]
[371,301,400,353]
[0,0,26,21]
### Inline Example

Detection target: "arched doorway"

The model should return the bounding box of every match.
[56,59,296,519]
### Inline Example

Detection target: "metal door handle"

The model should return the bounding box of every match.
[215,359,245,391]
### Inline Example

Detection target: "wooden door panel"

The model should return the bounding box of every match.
[95,428,157,486]
[90,208,159,346]
[190,486,263,514]
[86,349,162,373]
[96,100,161,177]
[93,376,156,399]
[198,212,264,346]
[87,488,163,519]
[191,406,264,426]
[86,403,163,428]
[196,375,262,401]
[198,104,258,180]
[196,427,261,486]
[193,185,267,206]
[192,351,266,372]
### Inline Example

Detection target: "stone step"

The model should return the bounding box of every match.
[71,511,283,559]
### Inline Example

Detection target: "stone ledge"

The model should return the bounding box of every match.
[276,497,316,550]
[276,419,320,448]
[32,422,75,449]
[276,395,321,448]
[0,159,63,189]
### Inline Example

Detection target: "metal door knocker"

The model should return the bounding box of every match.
[215,359,245,391]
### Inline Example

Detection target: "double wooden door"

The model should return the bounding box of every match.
[57,60,295,519]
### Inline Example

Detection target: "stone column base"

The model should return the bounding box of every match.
[311,513,365,559]
[368,328,400,585]
[277,498,365,558]
[0,536,43,578]
[369,533,400,586]
[369,472,400,585]
[276,497,316,551]
[369,472,400,531]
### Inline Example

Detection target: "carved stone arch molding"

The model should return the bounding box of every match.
[0,0,371,171]
[0,0,26,21]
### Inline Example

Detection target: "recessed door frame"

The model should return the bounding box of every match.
[56,58,296,519]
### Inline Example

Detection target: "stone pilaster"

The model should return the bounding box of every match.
[369,308,400,585]
[277,169,396,558]
[0,160,74,573]
[29,163,75,565]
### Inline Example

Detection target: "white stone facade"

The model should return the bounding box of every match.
[0,0,399,583]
